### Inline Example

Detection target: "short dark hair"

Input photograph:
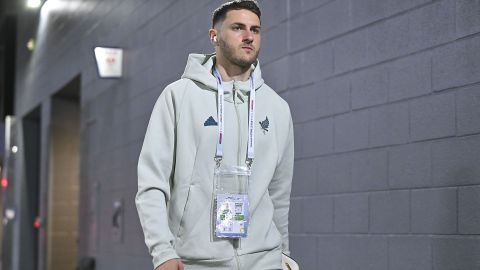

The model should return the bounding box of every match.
[212,0,261,28]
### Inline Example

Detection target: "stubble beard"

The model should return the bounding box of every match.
[218,38,259,69]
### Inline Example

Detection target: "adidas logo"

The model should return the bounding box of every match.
[204,116,218,126]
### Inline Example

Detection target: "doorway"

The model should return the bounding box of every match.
[20,107,41,270]
[47,77,80,270]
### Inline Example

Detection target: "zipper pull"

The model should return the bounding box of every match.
[233,85,237,102]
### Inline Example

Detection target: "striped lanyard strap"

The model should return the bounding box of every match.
[213,67,256,168]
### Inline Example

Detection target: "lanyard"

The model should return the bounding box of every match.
[213,67,255,167]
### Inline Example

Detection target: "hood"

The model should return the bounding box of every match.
[181,53,265,103]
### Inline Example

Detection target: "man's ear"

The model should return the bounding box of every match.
[209,29,217,45]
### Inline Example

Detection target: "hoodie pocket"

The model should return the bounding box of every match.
[176,184,193,238]
[175,182,212,240]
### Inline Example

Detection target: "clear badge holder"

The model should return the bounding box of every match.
[214,164,251,238]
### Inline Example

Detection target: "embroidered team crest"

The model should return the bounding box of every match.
[204,116,218,126]
[259,116,269,134]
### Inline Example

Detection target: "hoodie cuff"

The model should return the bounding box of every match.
[152,249,180,270]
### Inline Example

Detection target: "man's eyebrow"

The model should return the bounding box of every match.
[230,22,261,29]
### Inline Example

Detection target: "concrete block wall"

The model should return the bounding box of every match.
[281,0,480,269]
[12,0,480,269]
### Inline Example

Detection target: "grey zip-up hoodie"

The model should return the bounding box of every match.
[136,53,294,269]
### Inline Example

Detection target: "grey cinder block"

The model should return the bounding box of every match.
[303,196,334,233]
[334,30,369,74]
[388,142,432,189]
[368,102,409,147]
[351,64,389,109]
[409,93,455,141]
[388,236,432,270]
[351,149,388,191]
[294,123,304,158]
[261,56,289,93]
[351,0,389,27]
[316,0,351,43]
[456,84,480,136]
[411,188,457,234]
[317,236,388,270]
[323,76,350,115]
[292,158,317,196]
[334,193,369,233]
[289,198,303,233]
[288,10,321,52]
[370,190,410,233]
[288,78,349,122]
[351,0,430,29]
[456,0,480,38]
[287,84,321,123]
[288,44,334,88]
[432,35,480,91]
[260,22,287,65]
[290,235,317,270]
[432,135,480,186]
[334,110,369,152]
[367,0,455,65]
[260,0,288,30]
[303,118,334,157]
[432,237,480,270]
[317,154,351,194]
[388,53,432,102]
[458,186,480,234]
[289,0,350,53]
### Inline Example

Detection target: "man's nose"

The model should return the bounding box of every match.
[242,30,254,43]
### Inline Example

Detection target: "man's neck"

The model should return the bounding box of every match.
[215,58,251,82]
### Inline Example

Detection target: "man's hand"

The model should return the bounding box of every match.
[155,259,184,270]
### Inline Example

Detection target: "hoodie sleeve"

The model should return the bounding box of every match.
[268,108,294,255]
[136,87,179,269]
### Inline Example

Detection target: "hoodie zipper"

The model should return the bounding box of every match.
[233,86,243,165]
[234,242,241,269]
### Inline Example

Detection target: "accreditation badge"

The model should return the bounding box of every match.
[214,165,250,238]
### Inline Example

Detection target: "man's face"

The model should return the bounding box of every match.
[216,9,261,68]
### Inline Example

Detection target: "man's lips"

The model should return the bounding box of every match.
[242,46,254,52]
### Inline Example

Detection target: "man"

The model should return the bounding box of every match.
[136,1,294,269]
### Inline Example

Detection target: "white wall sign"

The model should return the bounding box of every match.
[94,47,123,78]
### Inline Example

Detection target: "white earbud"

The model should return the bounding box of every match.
[213,36,217,42]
